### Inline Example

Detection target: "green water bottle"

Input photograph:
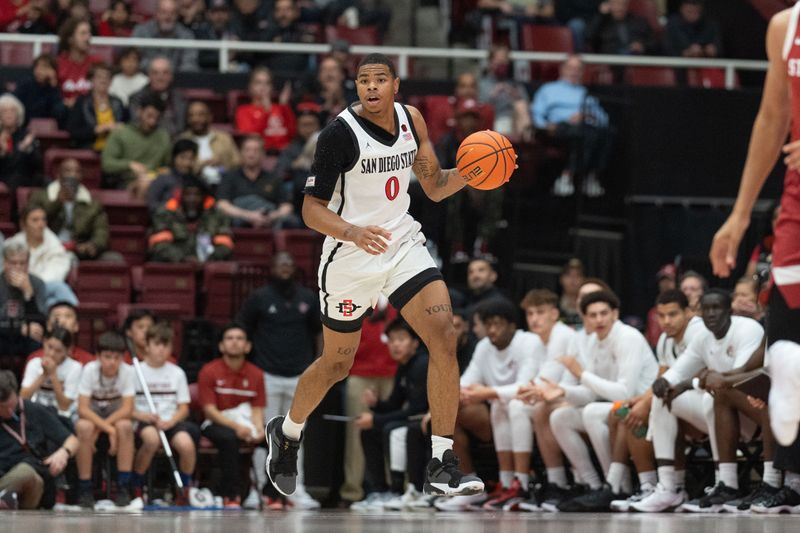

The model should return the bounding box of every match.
[612,401,648,439]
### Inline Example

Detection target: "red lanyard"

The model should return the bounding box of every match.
[1,399,28,452]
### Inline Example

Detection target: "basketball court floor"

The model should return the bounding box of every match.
[5,511,797,533]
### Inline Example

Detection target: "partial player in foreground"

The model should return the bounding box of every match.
[264,53,515,499]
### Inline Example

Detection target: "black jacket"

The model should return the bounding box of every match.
[66,94,128,149]
[372,349,429,428]
[13,78,66,126]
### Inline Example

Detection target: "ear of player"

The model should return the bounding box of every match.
[456,130,518,190]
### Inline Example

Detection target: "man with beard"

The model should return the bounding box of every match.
[147,177,233,263]
[237,251,322,510]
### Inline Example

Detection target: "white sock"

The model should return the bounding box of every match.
[714,468,720,485]
[515,472,530,489]
[719,463,738,489]
[606,463,628,494]
[658,465,676,491]
[675,469,686,489]
[571,468,582,484]
[499,470,514,489]
[282,413,305,441]
[785,472,800,494]
[547,467,568,488]
[431,435,453,461]
[638,470,657,488]
[763,461,782,488]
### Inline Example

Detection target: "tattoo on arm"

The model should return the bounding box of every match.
[424,304,453,315]
[337,347,356,356]
[343,225,356,240]
[415,156,449,188]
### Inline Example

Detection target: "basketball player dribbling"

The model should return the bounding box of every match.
[265,53,501,498]
[710,4,800,511]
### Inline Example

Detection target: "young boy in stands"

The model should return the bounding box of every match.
[74,331,137,509]
[123,308,155,362]
[131,322,198,504]
[27,302,95,365]
[21,326,82,422]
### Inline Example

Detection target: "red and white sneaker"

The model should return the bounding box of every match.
[483,479,527,511]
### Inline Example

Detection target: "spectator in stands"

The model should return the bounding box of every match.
[198,324,266,509]
[237,251,321,509]
[27,301,95,364]
[323,0,392,40]
[74,331,136,509]
[645,263,678,346]
[0,242,46,356]
[227,0,272,67]
[455,71,479,101]
[148,176,233,263]
[0,93,43,193]
[217,135,299,228]
[274,102,322,214]
[664,0,721,58]
[679,269,707,315]
[177,0,205,32]
[29,158,119,262]
[13,54,66,126]
[98,0,134,37]
[7,205,78,307]
[559,258,584,327]
[20,326,81,420]
[453,308,478,373]
[555,0,603,51]
[16,0,54,34]
[146,139,201,214]
[339,298,397,506]
[531,54,610,197]
[263,0,315,75]
[66,62,128,152]
[450,258,505,318]
[132,0,199,72]
[109,48,149,107]
[479,0,555,22]
[587,0,656,55]
[0,370,80,510]
[0,0,53,32]
[194,0,234,71]
[732,276,764,322]
[56,17,99,105]
[315,56,354,124]
[101,95,171,193]
[178,101,241,186]
[478,44,531,139]
[353,319,429,509]
[56,0,94,30]
[123,308,155,362]
[131,322,198,504]
[235,67,296,153]
[129,56,189,137]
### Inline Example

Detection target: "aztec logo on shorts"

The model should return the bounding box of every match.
[337,299,362,317]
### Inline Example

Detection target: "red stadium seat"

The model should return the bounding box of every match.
[629,0,662,34]
[231,227,274,264]
[421,95,494,146]
[94,190,149,226]
[109,225,147,265]
[73,261,132,310]
[138,262,198,317]
[131,0,158,17]
[91,45,115,64]
[687,68,738,89]
[275,229,323,286]
[202,262,238,324]
[625,66,677,87]
[181,88,227,123]
[0,222,16,238]
[0,43,33,66]
[89,0,108,16]
[15,187,39,214]
[44,148,102,188]
[29,118,71,153]
[325,25,380,46]
[520,24,574,81]
[0,182,10,222]
[226,90,249,121]
[117,302,185,357]
[75,301,114,353]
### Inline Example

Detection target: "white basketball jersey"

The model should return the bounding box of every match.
[329,103,419,245]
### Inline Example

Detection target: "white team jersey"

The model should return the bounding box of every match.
[461,330,547,402]
[76,360,136,412]
[21,356,82,415]
[655,316,704,368]
[536,321,579,384]
[663,316,765,385]
[328,103,419,246]
[134,361,190,421]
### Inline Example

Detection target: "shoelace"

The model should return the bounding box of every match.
[273,437,300,475]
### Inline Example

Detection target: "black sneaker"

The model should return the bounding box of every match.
[557,485,624,512]
[78,491,95,510]
[265,416,301,496]
[684,482,739,513]
[114,486,131,508]
[423,449,484,496]
[539,484,586,512]
[751,486,800,514]
[0,489,18,510]
[723,483,780,513]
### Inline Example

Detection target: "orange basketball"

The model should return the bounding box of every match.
[456,130,517,190]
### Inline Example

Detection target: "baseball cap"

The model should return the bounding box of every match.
[455,98,481,117]
[656,264,677,281]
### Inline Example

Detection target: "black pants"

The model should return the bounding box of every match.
[406,423,431,492]
[360,420,407,494]
[201,424,249,499]
[767,288,800,473]
[553,123,612,180]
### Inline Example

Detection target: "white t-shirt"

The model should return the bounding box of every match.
[536,321,579,384]
[77,361,136,413]
[663,316,764,385]
[134,361,190,421]
[21,356,82,415]
[655,316,704,368]
[460,330,547,402]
